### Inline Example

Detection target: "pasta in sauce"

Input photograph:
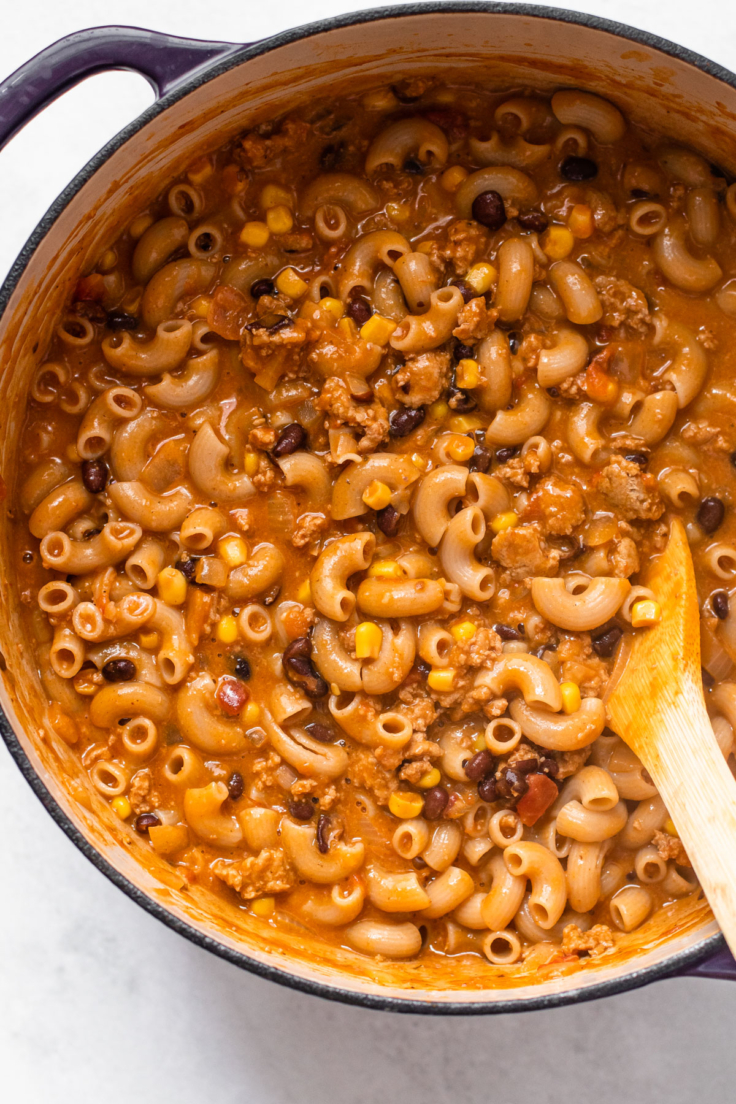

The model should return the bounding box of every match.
[18,78,736,972]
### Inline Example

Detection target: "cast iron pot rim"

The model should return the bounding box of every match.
[0,1,728,1013]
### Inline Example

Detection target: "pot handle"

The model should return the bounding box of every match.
[674,944,736,980]
[0,25,242,152]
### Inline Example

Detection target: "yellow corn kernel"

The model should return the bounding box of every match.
[418,767,442,789]
[540,225,575,259]
[429,400,450,422]
[360,313,397,346]
[389,791,425,819]
[355,621,383,660]
[568,203,594,239]
[367,559,404,579]
[338,316,358,339]
[465,262,498,295]
[416,240,437,254]
[297,579,312,605]
[451,620,476,643]
[472,731,487,752]
[98,249,117,273]
[362,479,393,511]
[187,157,213,185]
[218,534,249,568]
[243,701,262,727]
[631,599,662,628]
[456,358,481,390]
[387,201,411,222]
[411,452,430,471]
[244,450,259,478]
[260,183,292,210]
[251,896,276,918]
[111,795,132,820]
[191,294,212,318]
[441,165,469,192]
[240,221,270,248]
[446,434,475,462]
[157,566,187,606]
[319,296,345,322]
[275,267,308,298]
[448,414,482,433]
[129,213,155,240]
[560,681,582,715]
[664,817,679,838]
[428,667,456,692]
[490,511,519,534]
[139,629,159,650]
[266,204,294,235]
[216,615,239,644]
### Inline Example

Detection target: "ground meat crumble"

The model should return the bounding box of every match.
[212,849,295,899]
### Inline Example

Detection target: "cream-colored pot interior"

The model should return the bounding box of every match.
[0,7,728,1008]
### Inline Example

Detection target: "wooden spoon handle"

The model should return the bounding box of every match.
[642,697,736,957]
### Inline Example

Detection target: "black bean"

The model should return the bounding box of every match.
[591,625,623,658]
[454,341,475,361]
[539,757,559,778]
[508,331,520,355]
[464,749,495,782]
[415,658,431,680]
[178,558,197,582]
[316,814,331,853]
[630,188,651,199]
[450,281,476,305]
[730,450,736,470]
[469,445,492,473]
[547,387,559,398]
[250,278,277,299]
[390,406,426,437]
[495,446,518,463]
[560,156,598,181]
[422,786,449,819]
[517,211,549,232]
[346,296,372,326]
[106,311,138,332]
[22,551,33,564]
[477,775,498,803]
[713,590,730,620]
[624,452,649,468]
[283,637,328,699]
[81,459,108,494]
[234,656,252,680]
[493,622,522,642]
[471,189,506,230]
[272,423,307,457]
[319,142,345,171]
[447,386,477,413]
[135,812,161,833]
[102,658,136,682]
[403,156,424,174]
[305,722,335,743]
[515,758,539,774]
[227,771,244,801]
[697,496,725,534]
[502,768,529,798]
[262,585,280,606]
[376,504,401,537]
[412,856,427,869]
[82,528,102,540]
[289,798,314,821]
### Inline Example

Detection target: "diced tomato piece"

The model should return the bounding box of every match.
[516,772,558,826]
[207,284,248,341]
[74,273,106,302]
[584,361,618,404]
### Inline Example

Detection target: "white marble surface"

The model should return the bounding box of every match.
[2,2,736,1099]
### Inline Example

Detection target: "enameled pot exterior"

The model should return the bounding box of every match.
[1,4,735,1012]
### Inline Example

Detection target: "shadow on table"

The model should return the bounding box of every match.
[179,932,735,1104]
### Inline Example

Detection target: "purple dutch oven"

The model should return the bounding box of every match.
[1,3,735,1012]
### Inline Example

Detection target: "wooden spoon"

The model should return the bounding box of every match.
[607,517,736,955]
